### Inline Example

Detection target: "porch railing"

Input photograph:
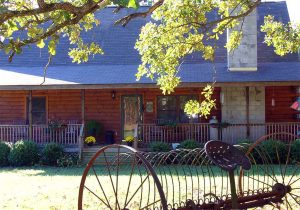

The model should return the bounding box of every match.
[0,124,83,145]
[138,122,300,145]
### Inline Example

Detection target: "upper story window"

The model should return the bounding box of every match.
[157,95,198,123]
[27,97,47,124]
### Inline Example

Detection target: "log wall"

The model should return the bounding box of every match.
[265,86,299,122]
[0,87,221,142]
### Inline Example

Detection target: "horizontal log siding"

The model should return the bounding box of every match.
[265,86,299,122]
[0,90,27,123]
[0,88,222,143]
[143,87,221,124]
[46,90,81,122]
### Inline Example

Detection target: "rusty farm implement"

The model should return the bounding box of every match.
[78,133,300,209]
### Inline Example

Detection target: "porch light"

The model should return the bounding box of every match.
[291,97,300,111]
[271,98,275,107]
[220,92,224,104]
[111,90,116,100]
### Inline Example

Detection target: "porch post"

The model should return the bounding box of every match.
[246,87,250,138]
[81,89,85,124]
[28,90,33,140]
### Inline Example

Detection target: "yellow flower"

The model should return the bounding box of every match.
[123,135,135,143]
[84,136,96,144]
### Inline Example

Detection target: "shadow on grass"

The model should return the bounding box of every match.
[0,164,297,177]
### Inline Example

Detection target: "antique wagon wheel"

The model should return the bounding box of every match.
[238,132,300,209]
[78,144,168,210]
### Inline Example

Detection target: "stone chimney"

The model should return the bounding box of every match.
[227,9,257,71]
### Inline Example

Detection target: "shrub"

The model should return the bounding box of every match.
[8,140,39,166]
[85,120,103,137]
[236,139,253,153]
[291,139,300,162]
[0,141,11,166]
[259,139,287,164]
[179,139,203,149]
[149,141,171,152]
[57,153,79,167]
[41,143,64,166]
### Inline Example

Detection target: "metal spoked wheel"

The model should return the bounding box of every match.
[78,145,167,210]
[238,133,300,210]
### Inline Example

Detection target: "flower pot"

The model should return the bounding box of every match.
[127,142,133,147]
[87,142,94,146]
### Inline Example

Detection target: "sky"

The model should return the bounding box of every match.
[285,0,300,24]
[265,0,300,23]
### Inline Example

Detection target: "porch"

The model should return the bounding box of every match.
[137,122,300,145]
[0,124,84,147]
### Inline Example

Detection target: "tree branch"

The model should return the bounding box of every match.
[114,0,164,26]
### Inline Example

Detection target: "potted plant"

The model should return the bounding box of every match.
[123,135,135,147]
[85,120,103,142]
[84,136,96,146]
[210,121,230,129]
[48,119,67,131]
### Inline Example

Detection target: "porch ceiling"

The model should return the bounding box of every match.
[0,62,299,90]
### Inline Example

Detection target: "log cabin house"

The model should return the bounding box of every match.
[0,2,299,159]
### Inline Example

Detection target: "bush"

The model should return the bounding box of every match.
[179,139,203,149]
[291,139,300,162]
[0,141,11,166]
[85,120,103,137]
[57,153,79,167]
[259,139,287,164]
[149,141,171,152]
[8,140,39,166]
[41,143,64,166]
[236,139,253,153]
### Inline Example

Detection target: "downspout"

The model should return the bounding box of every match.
[246,87,250,138]
[28,90,33,140]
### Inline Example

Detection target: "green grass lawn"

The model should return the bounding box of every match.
[0,166,299,210]
[0,167,83,210]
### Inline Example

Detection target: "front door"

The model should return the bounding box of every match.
[121,95,142,140]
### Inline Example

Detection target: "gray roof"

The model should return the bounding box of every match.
[0,2,299,88]
[0,62,299,87]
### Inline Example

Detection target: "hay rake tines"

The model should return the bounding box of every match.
[78,132,300,210]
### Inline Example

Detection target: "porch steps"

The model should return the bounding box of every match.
[81,146,133,165]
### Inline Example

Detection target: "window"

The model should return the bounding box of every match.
[157,95,198,123]
[27,97,46,124]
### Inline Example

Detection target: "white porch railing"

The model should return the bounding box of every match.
[138,122,300,145]
[0,124,83,145]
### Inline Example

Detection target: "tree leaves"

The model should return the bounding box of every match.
[37,39,45,48]
[113,0,140,9]
[261,15,300,56]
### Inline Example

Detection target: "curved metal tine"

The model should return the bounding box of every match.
[140,199,162,210]
[91,166,112,210]
[159,151,180,206]
[253,146,278,183]
[275,141,285,184]
[103,151,121,210]
[84,185,111,209]
[282,140,293,183]
[288,167,300,186]
[289,192,300,206]
[198,152,211,200]
[155,152,169,203]
[123,153,137,209]
[191,149,206,204]
[163,150,180,206]
[285,195,293,210]
[124,172,151,207]
[179,150,190,203]
[173,150,183,207]
[186,150,197,201]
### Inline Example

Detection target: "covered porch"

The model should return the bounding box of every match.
[0,123,84,146]
[137,122,300,146]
